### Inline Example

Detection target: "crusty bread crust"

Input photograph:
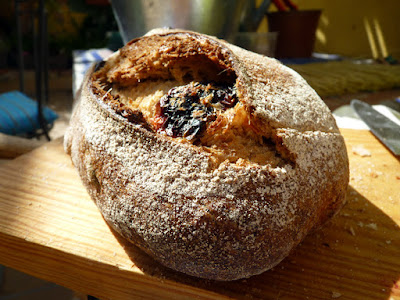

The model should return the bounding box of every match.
[64,29,349,281]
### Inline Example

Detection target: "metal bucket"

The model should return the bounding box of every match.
[110,0,246,43]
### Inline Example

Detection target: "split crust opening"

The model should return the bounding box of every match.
[90,33,291,168]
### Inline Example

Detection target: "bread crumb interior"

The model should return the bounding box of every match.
[91,33,287,168]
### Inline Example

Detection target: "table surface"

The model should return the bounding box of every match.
[0,129,399,300]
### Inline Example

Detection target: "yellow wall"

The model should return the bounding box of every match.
[261,0,400,59]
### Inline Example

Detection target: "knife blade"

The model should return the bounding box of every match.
[351,99,400,156]
[381,97,400,114]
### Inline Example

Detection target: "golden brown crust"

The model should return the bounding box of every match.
[64,29,349,281]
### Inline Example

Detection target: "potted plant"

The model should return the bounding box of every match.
[266,0,321,58]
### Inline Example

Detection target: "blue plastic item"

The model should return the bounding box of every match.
[0,91,58,136]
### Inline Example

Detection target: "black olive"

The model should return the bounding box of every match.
[157,82,237,139]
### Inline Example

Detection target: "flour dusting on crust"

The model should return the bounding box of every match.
[64,29,349,281]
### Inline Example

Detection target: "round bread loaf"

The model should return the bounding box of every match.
[64,29,349,281]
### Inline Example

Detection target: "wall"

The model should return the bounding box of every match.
[261,0,400,59]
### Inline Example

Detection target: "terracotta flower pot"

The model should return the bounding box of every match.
[267,10,321,58]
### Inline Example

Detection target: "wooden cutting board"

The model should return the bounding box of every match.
[0,128,399,300]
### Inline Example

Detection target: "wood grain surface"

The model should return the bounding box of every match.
[0,129,399,300]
